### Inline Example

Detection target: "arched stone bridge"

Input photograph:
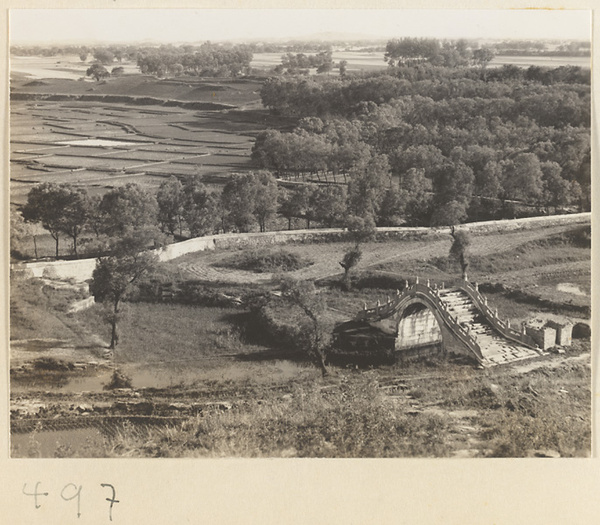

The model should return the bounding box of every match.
[351,279,544,367]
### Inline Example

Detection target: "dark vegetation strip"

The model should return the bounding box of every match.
[11,92,235,111]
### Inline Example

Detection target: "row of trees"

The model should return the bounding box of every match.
[384,38,495,68]
[19,182,162,259]
[260,69,590,121]
[15,173,341,259]
[487,39,590,56]
[18,164,437,261]
[136,43,253,78]
[275,50,334,75]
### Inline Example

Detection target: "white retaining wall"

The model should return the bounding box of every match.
[13,257,98,282]
[11,212,591,283]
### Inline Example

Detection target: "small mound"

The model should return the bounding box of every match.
[24,80,48,87]
[217,248,313,273]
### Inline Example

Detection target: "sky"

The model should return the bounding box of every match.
[10,9,591,45]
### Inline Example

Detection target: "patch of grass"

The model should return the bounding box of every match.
[104,373,452,458]
[484,406,590,458]
[217,248,313,273]
[77,302,269,365]
[10,278,79,341]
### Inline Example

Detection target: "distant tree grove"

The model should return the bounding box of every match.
[253,60,590,225]
[136,42,253,77]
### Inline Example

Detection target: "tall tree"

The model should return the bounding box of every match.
[339,214,377,291]
[449,226,471,281]
[377,187,405,227]
[310,185,348,228]
[279,186,310,230]
[540,161,572,213]
[90,251,157,349]
[501,153,544,204]
[157,176,185,237]
[22,183,90,258]
[60,186,91,258]
[221,175,258,232]
[252,171,279,232]
[279,278,330,377]
[347,154,391,219]
[398,168,433,226]
[10,208,34,259]
[98,183,159,238]
[182,177,219,237]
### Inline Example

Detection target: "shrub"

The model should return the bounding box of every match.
[32,357,74,371]
[218,248,312,273]
[104,374,453,458]
[104,369,133,390]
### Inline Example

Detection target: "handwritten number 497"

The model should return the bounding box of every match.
[22,482,119,520]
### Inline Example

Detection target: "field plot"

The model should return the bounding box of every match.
[9,75,274,205]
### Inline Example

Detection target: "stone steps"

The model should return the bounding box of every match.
[438,288,538,366]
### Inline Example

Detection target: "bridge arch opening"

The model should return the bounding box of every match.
[395,300,443,352]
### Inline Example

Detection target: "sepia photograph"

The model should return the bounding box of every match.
[7,8,592,460]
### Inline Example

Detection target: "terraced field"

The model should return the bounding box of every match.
[9,74,289,205]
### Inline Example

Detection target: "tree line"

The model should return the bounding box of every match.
[253,62,590,225]
[487,39,590,57]
[15,172,364,260]
[384,38,494,68]
[274,50,334,75]
[11,42,254,79]
[136,42,253,78]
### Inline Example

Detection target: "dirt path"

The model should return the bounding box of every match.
[177,222,584,285]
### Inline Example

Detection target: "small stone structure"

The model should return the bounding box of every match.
[524,318,573,350]
[546,320,573,347]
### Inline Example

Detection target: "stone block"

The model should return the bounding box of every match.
[545,320,573,347]
[525,325,556,350]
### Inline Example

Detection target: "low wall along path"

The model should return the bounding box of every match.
[11,212,591,283]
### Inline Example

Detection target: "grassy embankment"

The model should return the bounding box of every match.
[14,354,589,458]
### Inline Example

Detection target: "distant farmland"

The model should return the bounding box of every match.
[9,72,294,206]
[250,50,590,71]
